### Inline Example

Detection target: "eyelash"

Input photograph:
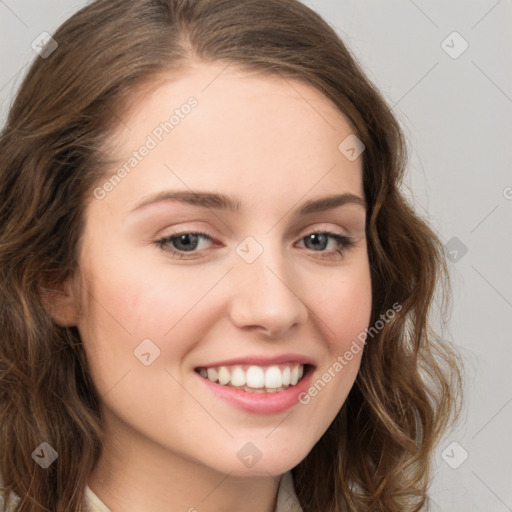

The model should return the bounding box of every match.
[154,230,355,261]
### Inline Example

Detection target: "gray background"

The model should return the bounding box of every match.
[1,1,511,510]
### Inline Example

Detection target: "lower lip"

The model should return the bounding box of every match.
[196,369,313,415]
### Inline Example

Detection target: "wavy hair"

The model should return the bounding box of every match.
[0,0,462,510]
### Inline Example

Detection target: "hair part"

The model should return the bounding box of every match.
[0,1,463,510]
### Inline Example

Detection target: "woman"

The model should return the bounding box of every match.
[0,0,462,511]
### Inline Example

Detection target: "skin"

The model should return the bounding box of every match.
[50,61,372,512]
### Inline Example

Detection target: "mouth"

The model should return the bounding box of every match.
[194,363,313,393]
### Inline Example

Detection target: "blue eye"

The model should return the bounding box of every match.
[155,230,354,260]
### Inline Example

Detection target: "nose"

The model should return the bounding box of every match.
[228,245,308,338]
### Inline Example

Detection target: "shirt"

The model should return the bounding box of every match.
[84,471,303,512]
[2,471,302,512]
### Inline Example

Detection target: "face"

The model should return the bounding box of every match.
[62,61,372,478]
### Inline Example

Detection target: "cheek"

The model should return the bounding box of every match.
[315,264,372,352]
[304,262,371,406]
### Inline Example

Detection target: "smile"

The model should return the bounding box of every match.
[195,363,306,393]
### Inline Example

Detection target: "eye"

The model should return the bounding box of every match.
[155,231,215,259]
[296,232,354,260]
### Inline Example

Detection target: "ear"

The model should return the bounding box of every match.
[40,274,80,327]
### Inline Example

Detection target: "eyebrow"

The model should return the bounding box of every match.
[129,190,366,215]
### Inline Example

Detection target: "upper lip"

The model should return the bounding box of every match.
[195,353,316,369]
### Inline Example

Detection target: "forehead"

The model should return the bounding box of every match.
[97,61,364,212]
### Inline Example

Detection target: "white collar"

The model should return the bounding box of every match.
[274,471,303,512]
[85,471,303,512]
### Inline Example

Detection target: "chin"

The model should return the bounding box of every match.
[198,435,314,478]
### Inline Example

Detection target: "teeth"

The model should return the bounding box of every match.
[246,366,265,388]
[230,366,246,387]
[290,365,299,386]
[282,367,291,386]
[207,367,218,382]
[197,363,306,392]
[265,366,282,388]
[218,366,230,385]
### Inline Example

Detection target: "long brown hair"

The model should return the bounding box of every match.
[0,1,462,510]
